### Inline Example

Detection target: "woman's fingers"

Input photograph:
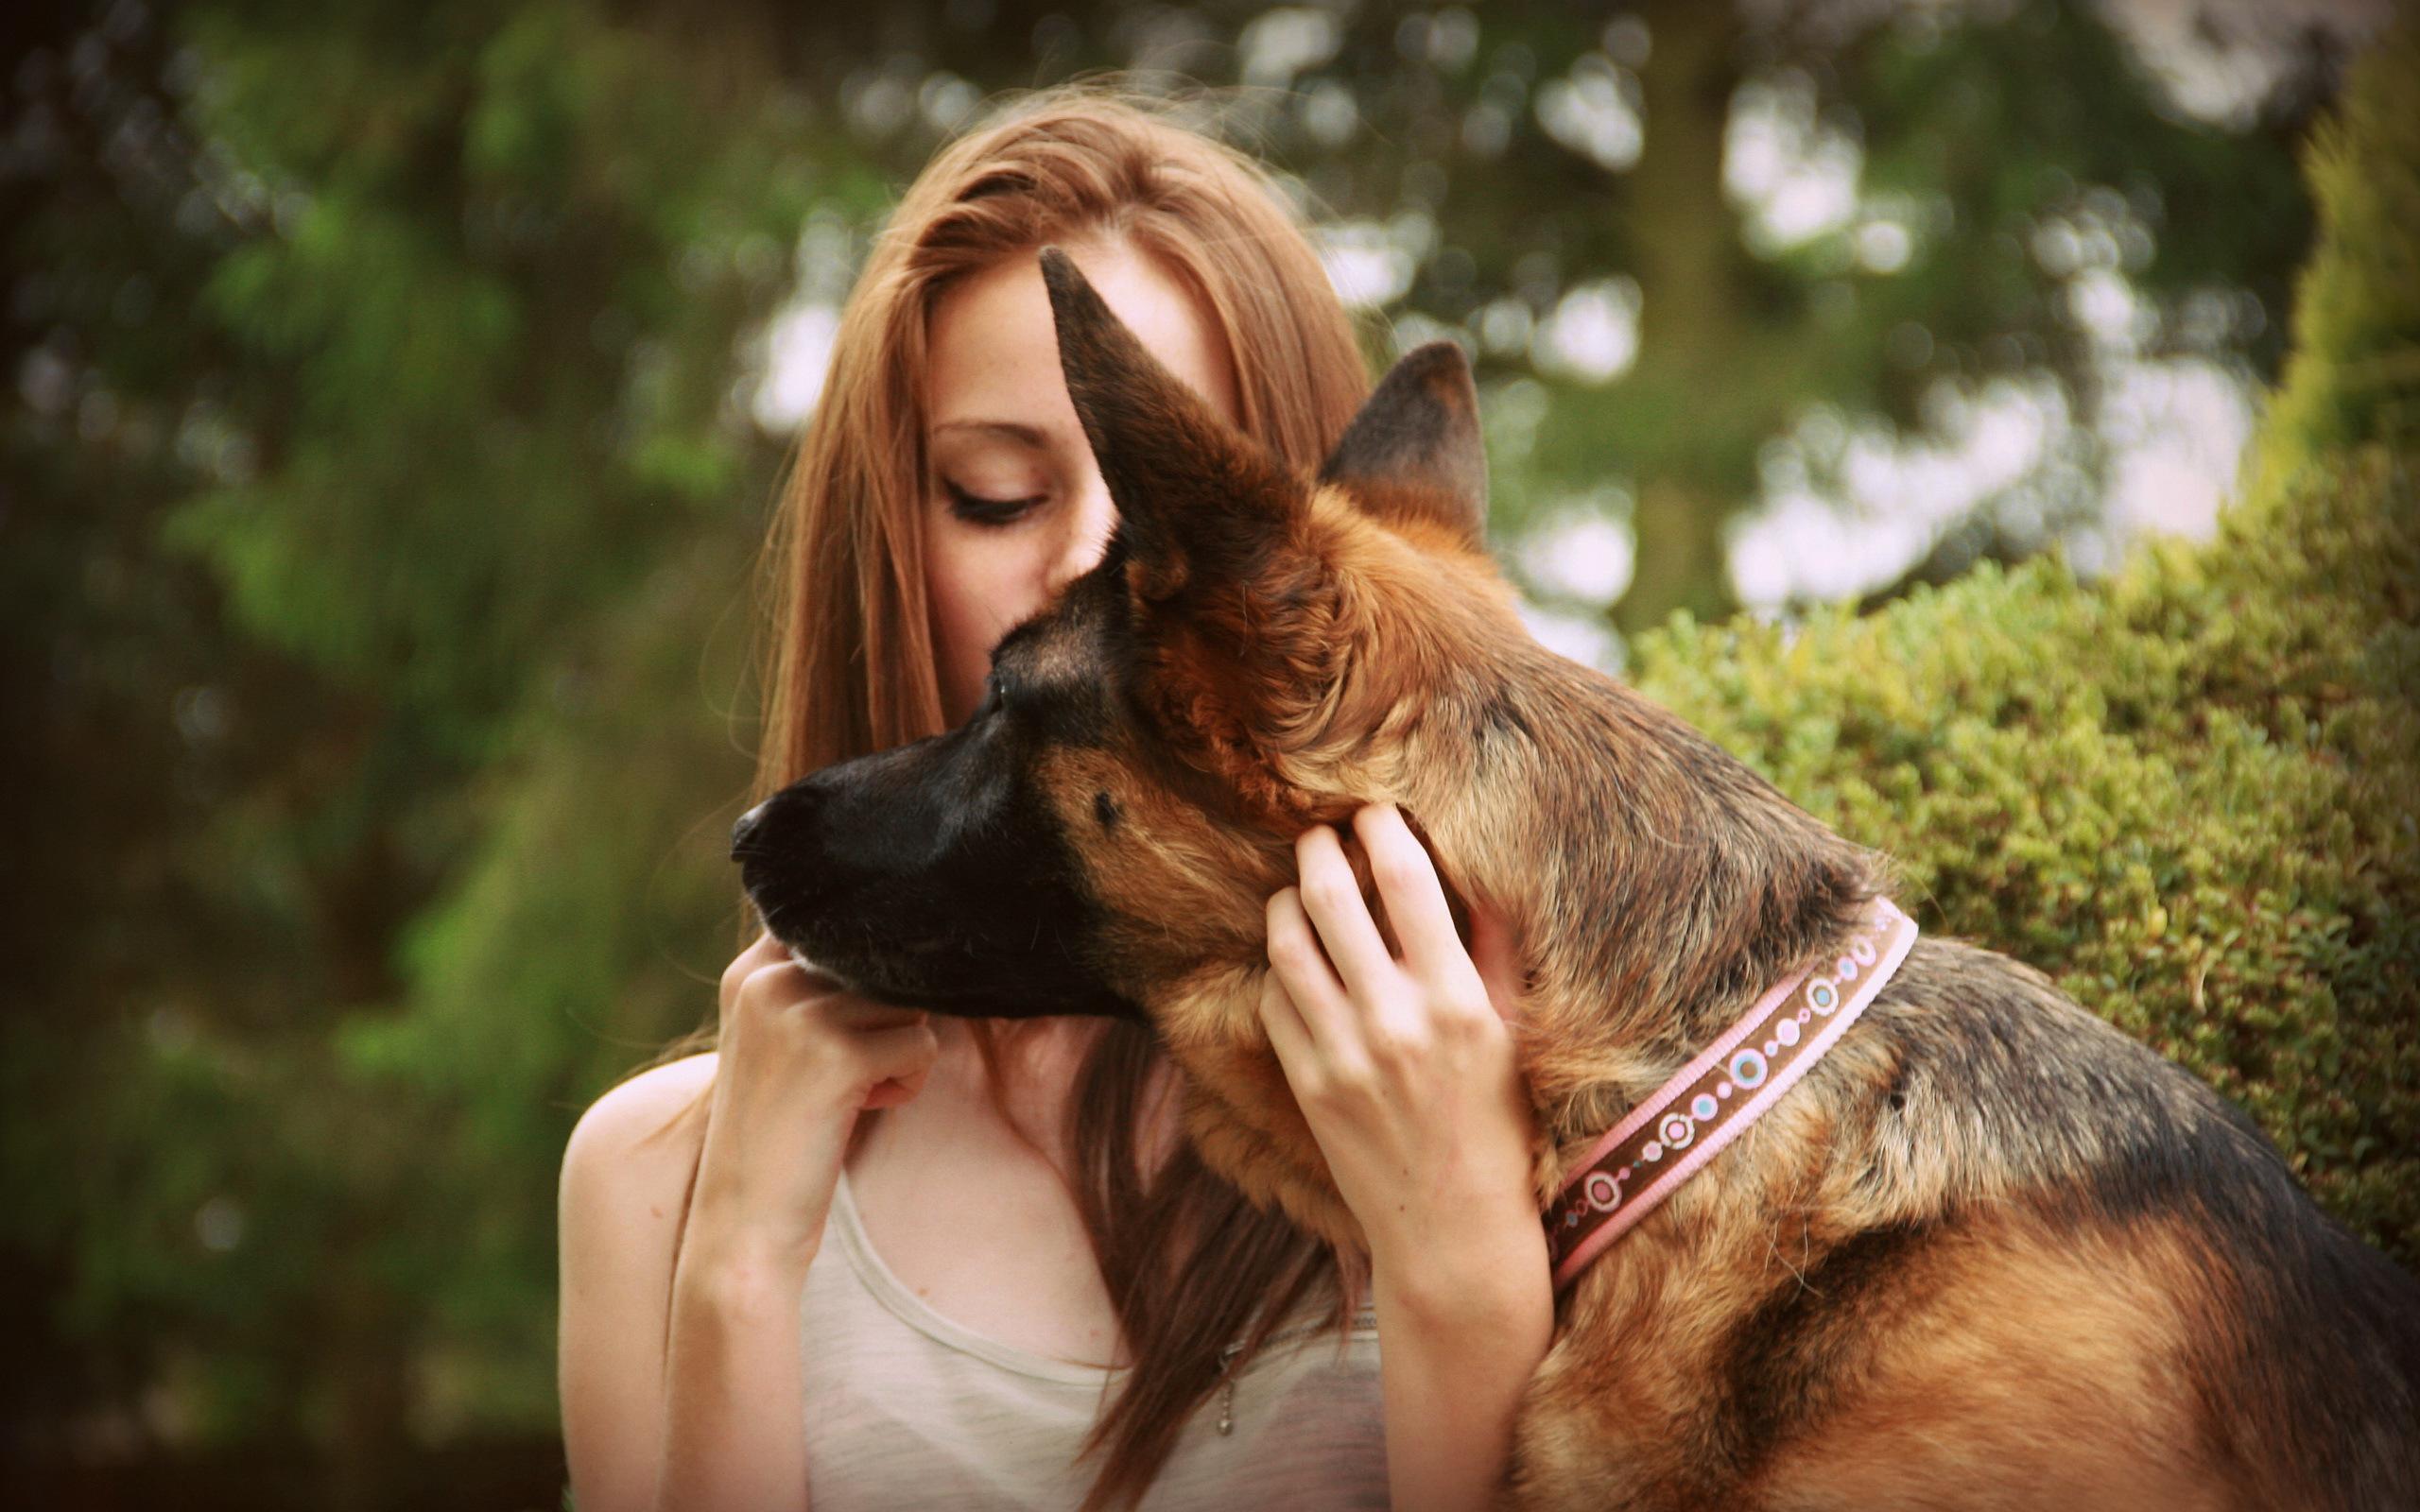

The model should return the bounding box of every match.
[1255,967,1320,1094]
[1268,885,1364,1035]
[718,931,789,1015]
[1466,898,1527,1024]
[1258,870,1393,1098]
[714,938,940,1121]
[1293,821,1400,1002]
[856,1018,942,1108]
[1352,802,1468,983]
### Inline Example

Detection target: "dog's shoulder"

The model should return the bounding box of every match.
[1860,934,2285,1191]
[1810,936,2420,1491]
[1852,937,2389,1253]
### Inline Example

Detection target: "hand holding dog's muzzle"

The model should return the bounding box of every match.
[688,934,942,1276]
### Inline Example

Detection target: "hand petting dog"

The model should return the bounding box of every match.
[1260,799,1540,1273]
[1260,799,1551,1512]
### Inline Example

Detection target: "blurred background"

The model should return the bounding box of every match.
[4,0,2405,1506]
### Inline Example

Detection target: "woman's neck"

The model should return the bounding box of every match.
[855,1015,1185,1184]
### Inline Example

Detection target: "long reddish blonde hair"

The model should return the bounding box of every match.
[747,85,1373,1509]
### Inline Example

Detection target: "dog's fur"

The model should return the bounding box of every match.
[734,247,2420,1509]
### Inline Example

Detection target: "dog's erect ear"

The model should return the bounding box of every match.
[1040,246,1305,604]
[1319,341,1487,551]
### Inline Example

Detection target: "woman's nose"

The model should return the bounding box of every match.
[1047,472,1119,595]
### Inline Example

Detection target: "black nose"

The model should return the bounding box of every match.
[730,799,771,861]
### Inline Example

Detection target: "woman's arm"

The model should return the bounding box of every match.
[1260,800,1554,1512]
[651,1155,819,1512]
[562,1051,832,1512]
[560,1053,733,1512]
[558,937,941,1512]
[1366,1214,1553,1512]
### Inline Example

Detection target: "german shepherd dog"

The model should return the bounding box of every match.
[733,248,2420,1509]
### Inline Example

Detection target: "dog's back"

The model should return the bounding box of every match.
[1522,936,2420,1511]
[1881,940,2416,1503]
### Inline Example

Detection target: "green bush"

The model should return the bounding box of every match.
[1632,28,2420,1267]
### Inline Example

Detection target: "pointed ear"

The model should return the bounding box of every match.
[1319,341,1488,550]
[1039,246,1305,605]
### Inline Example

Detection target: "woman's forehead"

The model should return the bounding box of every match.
[924,241,1240,438]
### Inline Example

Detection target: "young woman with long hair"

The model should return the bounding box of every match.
[558,86,1552,1512]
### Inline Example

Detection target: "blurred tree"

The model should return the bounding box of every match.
[0,0,2383,1506]
[1236,0,2342,637]
[5,0,835,1500]
[1636,11,2420,1272]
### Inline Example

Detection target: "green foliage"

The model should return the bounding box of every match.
[2256,32,2420,476]
[4,0,795,1471]
[1634,28,2420,1263]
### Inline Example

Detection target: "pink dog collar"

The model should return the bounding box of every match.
[1546,897,1919,1291]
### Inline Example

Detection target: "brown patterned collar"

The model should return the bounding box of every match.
[1547,898,1920,1290]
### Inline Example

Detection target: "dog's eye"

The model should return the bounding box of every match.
[982,670,1031,719]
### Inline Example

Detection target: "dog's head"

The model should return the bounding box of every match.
[735,247,1630,1242]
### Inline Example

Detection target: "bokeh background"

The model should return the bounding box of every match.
[6,0,2414,1506]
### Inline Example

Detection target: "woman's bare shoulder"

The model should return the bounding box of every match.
[561,1053,717,1219]
[559,1054,720,1506]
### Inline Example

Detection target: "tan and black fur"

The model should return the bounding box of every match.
[733,247,2420,1510]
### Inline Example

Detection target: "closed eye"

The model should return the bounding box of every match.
[946,480,1045,526]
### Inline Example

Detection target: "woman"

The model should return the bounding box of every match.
[559,87,1551,1512]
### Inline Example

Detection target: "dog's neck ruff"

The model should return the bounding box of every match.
[1546,897,1919,1292]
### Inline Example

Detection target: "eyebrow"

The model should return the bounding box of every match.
[930,419,1049,445]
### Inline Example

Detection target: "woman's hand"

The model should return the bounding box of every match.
[692,932,942,1277]
[1258,800,1553,1512]
[1256,800,1542,1284]
[574,936,940,1512]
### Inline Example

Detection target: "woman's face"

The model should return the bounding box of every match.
[921,236,1241,729]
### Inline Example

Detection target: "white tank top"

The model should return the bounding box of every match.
[800,1171,1391,1510]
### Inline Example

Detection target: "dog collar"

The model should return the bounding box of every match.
[1545,896,1919,1292]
